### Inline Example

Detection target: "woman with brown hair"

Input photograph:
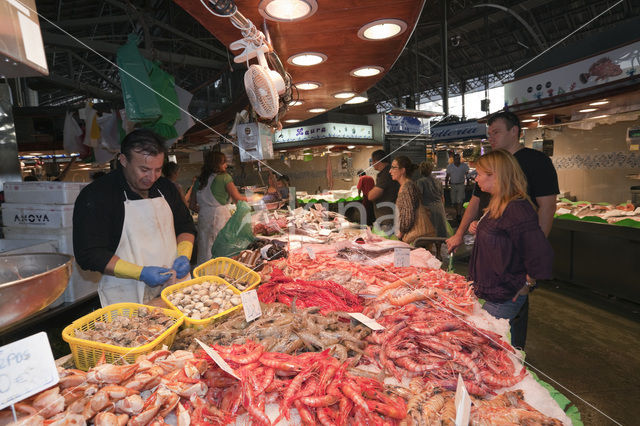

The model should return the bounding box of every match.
[389,156,434,244]
[469,149,553,349]
[416,160,448,237]
[191,151,247,264]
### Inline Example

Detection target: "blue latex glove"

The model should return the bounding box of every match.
[139,266,172,287]
[172,256,191,279]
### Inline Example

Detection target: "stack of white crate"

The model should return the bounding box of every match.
[2,181,101,304]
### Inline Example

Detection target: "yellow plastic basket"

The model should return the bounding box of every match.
[62,303,184,371]
[161,276,243,328]
[192,257,261,292]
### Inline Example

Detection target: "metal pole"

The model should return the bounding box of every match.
[440,0,449,116]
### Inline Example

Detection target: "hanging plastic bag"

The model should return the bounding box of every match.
[211,201,255,258]
[146,61,179,140]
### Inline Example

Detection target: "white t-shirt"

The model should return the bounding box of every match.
[446,162,470,184]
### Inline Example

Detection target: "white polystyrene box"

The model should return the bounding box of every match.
[3,182,86,205]
[1,203,74,228]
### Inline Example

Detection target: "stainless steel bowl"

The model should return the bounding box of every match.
[0,253,72,332]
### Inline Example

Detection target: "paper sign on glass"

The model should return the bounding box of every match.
[195,339,239,380]
[305,246,316,260]
[0,332,59,410]
[348,313,385,331]
[454,373,471,426]
[241,290,262,322]
[394,248,410,267]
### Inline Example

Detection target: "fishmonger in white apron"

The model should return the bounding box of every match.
[196,174,232,265]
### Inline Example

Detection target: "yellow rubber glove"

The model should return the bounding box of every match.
[176,240,193,260]
[113,259,143,280]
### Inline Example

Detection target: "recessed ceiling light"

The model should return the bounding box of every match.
[295,81,321,90]
[590,114,609,119]
[309,108,326,113]
[347,145,356,149]
[521,119,536,123]
[350,66,384,77]
[258,0,318,22]
[288,52,327,66]
[531,113,547,117]
[333,92,356,99]
[326,145,335,149]
[589,100,609,106]
[366,145,373,148]
[579,108,597,113]
[279,150,287,153]
[284,119,300,123]
[358,19,408,40]
[289,100,303,106]
[345,96,368,104]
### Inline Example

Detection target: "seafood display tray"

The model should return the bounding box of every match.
[62,303,184,371]
[161,276,244,328]
[192,256,261,292]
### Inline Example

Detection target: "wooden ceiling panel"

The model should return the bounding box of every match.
[174,0,426,123]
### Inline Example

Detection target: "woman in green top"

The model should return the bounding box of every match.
[193,151,248,264]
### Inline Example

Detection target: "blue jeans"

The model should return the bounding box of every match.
[482,295,528,349]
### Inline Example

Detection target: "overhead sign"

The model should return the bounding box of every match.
[429,121,487,142]
[505,40,640,107]
[385,114,428,134]
[275,122,373,144]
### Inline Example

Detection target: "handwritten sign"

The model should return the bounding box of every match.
[0,332,59,410]
[241,290,262,322]
[195,339,239,380]
[305,246,316,260]
[348,313,385,331]
[454,373,471,426]
[394,248,410,267]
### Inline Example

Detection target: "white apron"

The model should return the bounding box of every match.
[196,174,232,265]
[98,191,177,307]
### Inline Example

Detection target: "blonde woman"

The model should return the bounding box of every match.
[469,149,553,349]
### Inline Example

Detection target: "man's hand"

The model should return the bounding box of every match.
[139,266,172,287]
[512,275,535,301]
[172,256,191,279]
[446,233,464,253]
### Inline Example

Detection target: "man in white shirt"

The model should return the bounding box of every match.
[445,153,469,222]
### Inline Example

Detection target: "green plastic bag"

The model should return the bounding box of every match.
[211,201,255,258]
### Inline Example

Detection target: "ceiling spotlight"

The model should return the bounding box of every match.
[590,114,609,119]
[366,145,373,148]
[531,113,547,117]
[284,119,300,123]
[289,100,303,106]
[579,108,597,113]
[258,0,318,22]
[334,92,356,99]
[288,52,327,66]
[345,96,368,104]
[295,81,321,90]
[347,145,356,149]
[358,19,408,40]
[350,66,384,77]
[521,119,536,123]
[589,100,609,106]
[309,108,326,113]
[326,145,335,149]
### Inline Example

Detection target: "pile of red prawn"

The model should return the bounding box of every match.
[197,340,407,425]
[257,268,363,314]
[361,304,526,397]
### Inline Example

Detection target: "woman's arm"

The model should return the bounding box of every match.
[396,185,417,234]
[226,181,248,202]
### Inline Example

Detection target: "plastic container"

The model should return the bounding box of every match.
[192,257,261,292]
[3,181,86,205]
[62,303,184,371]
[161,276,243,328]
[1,203,74,228]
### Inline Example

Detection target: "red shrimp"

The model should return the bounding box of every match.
[294,400,316,425]
[300,394,340,407]
[340,382,369,413]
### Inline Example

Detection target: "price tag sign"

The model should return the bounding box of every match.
[394,248,411,267]
[305,246,316,260]
[318,228,332,236]
[0,332,59,410]
[454,373,471,426]
[348,313,385,331]
[195,339,239,380]
[241,290,262,323]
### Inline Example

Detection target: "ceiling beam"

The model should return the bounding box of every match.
[43,32,226,69]
[42,15,131,28]
[66,50,121,89]
[36,73,121,100]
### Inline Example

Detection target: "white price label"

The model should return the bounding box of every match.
[195,339,239,380]
[305,246,316,260]
[0,332,59,410]
[394,248,411,267]
[318,228,332,236]
[241,290,262,322]
[454,373,471,426]
[348,313,385,331]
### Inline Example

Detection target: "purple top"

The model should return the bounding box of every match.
[469,199,553,303]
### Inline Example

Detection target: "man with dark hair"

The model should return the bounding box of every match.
[73,128,196,307]
[367,150,400,232]
[445,153,469,222]
[356,169,375,226]
[447,110,559,350]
